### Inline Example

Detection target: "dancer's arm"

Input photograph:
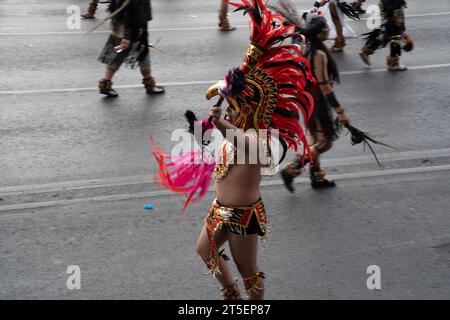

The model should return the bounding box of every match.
[208,105,253,155]
[115,0,141,51]
[313,50,349,125]
[123,0,139,41]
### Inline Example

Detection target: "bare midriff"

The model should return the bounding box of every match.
[214,163,262,207]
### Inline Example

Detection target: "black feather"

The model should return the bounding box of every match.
[184,110,198,135]
[362,28,386,48]
[234,6,251,13]
[336,1,360,21]
[275,107,300,119]
[269,0,304,28]
[266,35,288,47]
[278,138,288,165]
[228,68,248,96]
[253,0,262,25]
[278,83,297,89]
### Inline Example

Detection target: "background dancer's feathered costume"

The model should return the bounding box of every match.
[360,0,413,70]
[151,0,315,299]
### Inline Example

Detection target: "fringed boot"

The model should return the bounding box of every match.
[386,56,407,71]
[219,15,236,31]
[310,166,336,189]
[98,79,118,97]
[280,155,308,193]
[143,77,165,95]
[359,45,374,66]
[81,0,98,19]
[220,278,242,300]
[243,272,265,300]
[331,36,346,53]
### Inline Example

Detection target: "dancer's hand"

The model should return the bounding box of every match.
[208,105,222,123]
[336,108,350,125]
[115,38,130,53]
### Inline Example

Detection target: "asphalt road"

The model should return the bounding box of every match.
[0,0,449,299]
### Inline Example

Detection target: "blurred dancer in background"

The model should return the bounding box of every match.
[97,0,165,97]
[359,0,413,71]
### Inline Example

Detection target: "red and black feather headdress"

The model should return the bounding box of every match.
[206,0,315,161]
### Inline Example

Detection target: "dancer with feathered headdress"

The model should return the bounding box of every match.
[151,0,314,299]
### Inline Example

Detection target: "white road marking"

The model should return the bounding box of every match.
[355,11,450,21]
[0,11,449,36]
[0,63,449,95]
[0,26,228,36]
[2,147,450,196]
[1,162,450,213]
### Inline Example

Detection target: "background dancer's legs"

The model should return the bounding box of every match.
[281,153,307,193]
[99,65,119,97]
[387,38,407,71]
[329,3,345,52]
[306,128,335,189]
[139,59,165,95]
[219,0,236,31]
[281,126,335,191]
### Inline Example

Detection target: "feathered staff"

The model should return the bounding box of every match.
[150,112,216,218]
[341,123,396,167]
